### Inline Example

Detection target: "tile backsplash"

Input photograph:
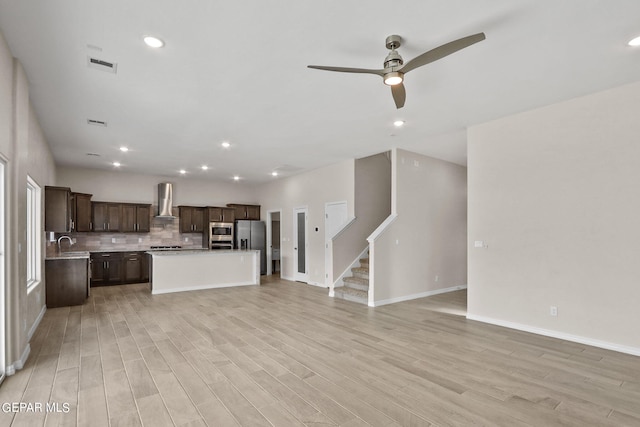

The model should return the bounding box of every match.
[46,207,205,255]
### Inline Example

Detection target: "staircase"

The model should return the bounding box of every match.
[334,256,369,305]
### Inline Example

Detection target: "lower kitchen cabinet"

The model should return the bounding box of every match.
[141,253,150,282]
[46,258,90,307]
[123,252,145,283]
[91,251,149,286]
[90,252,123,286]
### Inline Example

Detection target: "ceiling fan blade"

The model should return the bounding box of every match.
[391,83,406,109]
[400,32,485,74]
[308,65,384,76]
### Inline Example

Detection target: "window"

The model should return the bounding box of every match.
[26,176,41,290]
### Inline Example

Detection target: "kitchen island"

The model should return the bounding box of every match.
[148,249,260,295]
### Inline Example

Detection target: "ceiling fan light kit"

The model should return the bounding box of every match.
[308,32,485,109]
[384,71,403,86]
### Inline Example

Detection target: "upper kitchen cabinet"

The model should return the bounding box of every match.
[92,202,122,232]
[208,207,235,223]
[121,204,151,232]
[179,206,205,233]
[45,186,72,232]
[71,192,92,232]
[227,204,261,220]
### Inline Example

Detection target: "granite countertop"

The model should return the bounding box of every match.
[46,246,210,259]
[148,249,258,256]
[45,251,90,260]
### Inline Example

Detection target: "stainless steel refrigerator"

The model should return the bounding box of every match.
[235,220,266,275]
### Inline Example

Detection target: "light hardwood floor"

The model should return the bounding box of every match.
[1,277,639,426]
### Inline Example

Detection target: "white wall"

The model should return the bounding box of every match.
[56,167,255,207]
[27,105,55,333]
[0,30,56,372]
[332,152,391,282]
[467,80,640,354]
[371,149,467,305]
[255,160,355,285]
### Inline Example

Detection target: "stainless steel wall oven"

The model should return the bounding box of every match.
[209,222,234,250]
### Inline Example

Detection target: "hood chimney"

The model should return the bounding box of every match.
[156,183,176,218]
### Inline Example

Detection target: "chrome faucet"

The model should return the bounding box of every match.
[57,235,74,251]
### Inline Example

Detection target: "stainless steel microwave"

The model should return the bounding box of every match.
[210,222,233,242]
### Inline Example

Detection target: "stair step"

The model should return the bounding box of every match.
[343,276,369,291]
[334,287,368,305]
[359,258,369,266]
[351,266,369,279]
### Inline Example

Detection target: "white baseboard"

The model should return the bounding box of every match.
[28,305,47,340]
[371,285,467,307]
[307,281,328,288]
[6,344,31,376]
[466,314,640,357]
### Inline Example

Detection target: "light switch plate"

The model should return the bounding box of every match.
[474,240,484,248]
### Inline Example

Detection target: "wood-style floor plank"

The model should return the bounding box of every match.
[1,280,639,426]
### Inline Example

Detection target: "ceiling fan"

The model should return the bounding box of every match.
[308,32,486,109]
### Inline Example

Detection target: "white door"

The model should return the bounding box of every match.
[293,207,309,283]
[325,201,348,285]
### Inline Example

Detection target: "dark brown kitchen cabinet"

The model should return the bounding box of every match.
[123,252,143,283]
[208,207,235,223]
[45,186,72,232]
[121,204,151,232]
[90,252,123,286]
[92,202,122,232]
[46,258,89,307]
[227,204,260,220]
[179,206,205,233]
[71,192,92,232]
[141,253,150,282]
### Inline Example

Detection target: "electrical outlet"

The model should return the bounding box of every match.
[111,238,116,243]
[435,275,439,282]
[550,306,558,316]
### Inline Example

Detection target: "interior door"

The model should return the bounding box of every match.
[325,201,348,285]
[293,207,309,283]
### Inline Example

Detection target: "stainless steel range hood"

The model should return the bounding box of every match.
[156,183,177,218]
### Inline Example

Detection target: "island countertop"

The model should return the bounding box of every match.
[147,249,258,256]
[149,249,260,295]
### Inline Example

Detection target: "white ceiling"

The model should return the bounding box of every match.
[1,1,640,183]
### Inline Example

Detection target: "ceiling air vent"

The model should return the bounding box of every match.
[87,56,117,73]
[87,119,107,127]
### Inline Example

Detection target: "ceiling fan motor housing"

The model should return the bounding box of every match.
[384,50,403,69]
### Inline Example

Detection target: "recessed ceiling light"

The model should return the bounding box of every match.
[628,36,640,46]
[233,176,240,181]
[113,162,121,167]
[143,36,164,48]
[179,169,186,174]
[221,141,231,148]
[393,120,405,127]
[201,165,208,170]
[271,171,278,177]
[119,146,129,152]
